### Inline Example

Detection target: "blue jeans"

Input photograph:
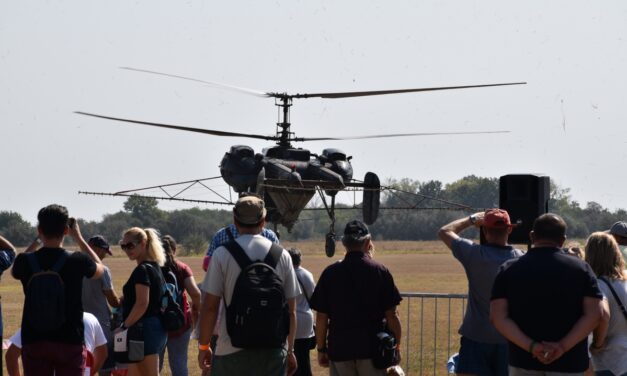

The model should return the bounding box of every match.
[457,336,508,376]
[159,327,192,376]
[595,371,627,376]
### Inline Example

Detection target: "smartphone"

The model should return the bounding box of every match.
[68,217,76,229]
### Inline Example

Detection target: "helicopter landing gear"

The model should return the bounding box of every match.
[317,187,337,257]
[272,222,280,240]
[325,232,336,257]
[362,172,380,225]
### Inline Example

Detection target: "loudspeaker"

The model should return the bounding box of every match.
[499,174,550,245]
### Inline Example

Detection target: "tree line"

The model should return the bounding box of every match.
[2,175,625,253]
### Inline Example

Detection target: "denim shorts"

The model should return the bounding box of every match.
[457,336,508,376]
[140,316,167,355]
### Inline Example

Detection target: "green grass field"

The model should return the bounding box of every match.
[1,240,471,375]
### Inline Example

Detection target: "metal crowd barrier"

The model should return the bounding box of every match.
[398,292,468,375]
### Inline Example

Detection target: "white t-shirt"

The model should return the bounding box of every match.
[294,266,315,339]
[201,234,300,356]
[10,312,107,353]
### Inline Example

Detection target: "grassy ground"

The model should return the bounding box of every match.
[1,240,470,375]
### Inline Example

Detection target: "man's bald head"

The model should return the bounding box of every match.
[531,213,567,246]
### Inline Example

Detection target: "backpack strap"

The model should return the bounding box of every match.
[225,226,235,242]
[263,243,283,269]
[163,267,182,299]
[27,251,68,273]
[599,276,627,321]
[296,273,312,306]
[223,240,253,270]
[26,253,41,273]
[51,251,69,272]
[143,262,166,292]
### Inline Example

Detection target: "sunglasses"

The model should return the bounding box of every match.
[120,242,138,252]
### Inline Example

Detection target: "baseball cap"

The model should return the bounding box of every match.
[233,195,266,225]
[343,220,371,241]
[88,235,113,255]
[608,221,627,238]
[483,209,514,229]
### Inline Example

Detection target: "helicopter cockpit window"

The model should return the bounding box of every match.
[322,148,347,161]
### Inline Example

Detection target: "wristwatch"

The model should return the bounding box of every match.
[469,214,478,225]
[317,346,328,353]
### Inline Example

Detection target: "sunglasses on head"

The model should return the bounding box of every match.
[119,242,137,252]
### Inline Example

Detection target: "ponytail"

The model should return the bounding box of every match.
[162,235,180,274]
[144,228,166,266]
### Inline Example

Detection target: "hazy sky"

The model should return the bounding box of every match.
[2,1,626,224]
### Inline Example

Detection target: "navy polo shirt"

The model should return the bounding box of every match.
[310,251,402,361]
[491,247,603,372]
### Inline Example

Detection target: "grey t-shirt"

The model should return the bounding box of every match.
[82,265,113,331]
[452,238,523,344]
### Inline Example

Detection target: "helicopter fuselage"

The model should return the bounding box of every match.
[219,145,354,229]
[220,145,353,192]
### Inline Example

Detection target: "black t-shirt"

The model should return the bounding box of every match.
[491,247,603,372]
[12,247,97,345]
[122,261,163,320]
[310,252,402,361]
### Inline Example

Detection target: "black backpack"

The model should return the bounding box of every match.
[224,241,289,349]
[24,251,69,332]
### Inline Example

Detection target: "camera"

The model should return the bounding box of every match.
[376,331,396,349]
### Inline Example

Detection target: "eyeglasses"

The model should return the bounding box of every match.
[120,242,138,252]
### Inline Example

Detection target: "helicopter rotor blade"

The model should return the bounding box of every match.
[74,112,279,141]
[290,82,526,99]
[119,67,271,98]
[297,130,511,142]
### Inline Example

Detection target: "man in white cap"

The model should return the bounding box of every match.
[607,221,627,263]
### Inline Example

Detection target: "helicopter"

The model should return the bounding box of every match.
[76,68,525,256]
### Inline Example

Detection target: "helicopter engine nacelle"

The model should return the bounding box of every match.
[321,148,353,182]
[220,145,262,192]
[263,158,303,185]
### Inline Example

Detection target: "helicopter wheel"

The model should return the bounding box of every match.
[325,232,336,257]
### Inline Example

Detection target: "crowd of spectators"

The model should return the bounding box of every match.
[1,201,626,376]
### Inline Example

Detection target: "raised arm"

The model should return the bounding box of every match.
[0,235,16,272]
[438,212,484,249]
[67,220,104,279]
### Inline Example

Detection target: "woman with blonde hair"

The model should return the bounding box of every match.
[585,231,627,376]
[116,227,167,376]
